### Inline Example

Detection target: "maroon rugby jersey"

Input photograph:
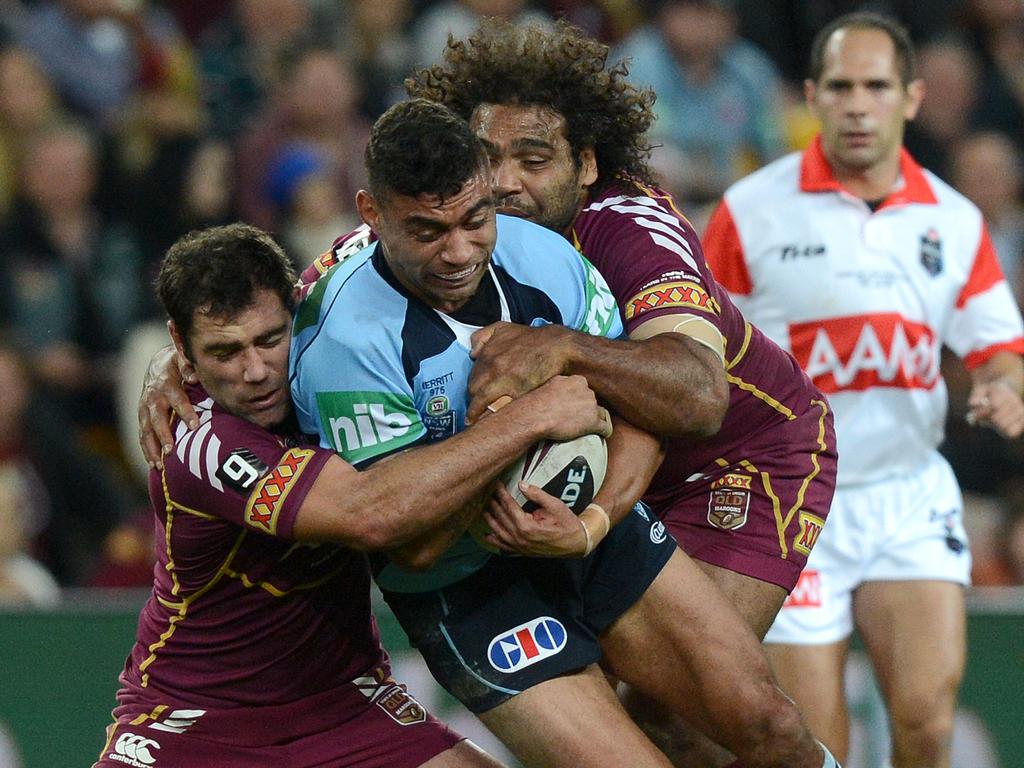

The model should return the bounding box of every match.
[571,182,825,508]
[120,384,385,708]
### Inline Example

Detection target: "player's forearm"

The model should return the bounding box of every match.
[385,494,487,571]
[296,400,557,549]
[592,417,664,526]
[565,332,728,438]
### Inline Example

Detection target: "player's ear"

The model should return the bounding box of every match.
[167,320,192,368]
[355,189,381,233]
[578,147,597,189]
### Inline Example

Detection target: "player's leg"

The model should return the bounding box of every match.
[477,663,674,768]
[420,739,508,767]
[600,548,825,768]
[853,579,966,768]
[618,563,789,767]
[764,639,852,762]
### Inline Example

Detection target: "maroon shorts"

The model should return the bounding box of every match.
[92,667,462,768]
[650,400,837,592]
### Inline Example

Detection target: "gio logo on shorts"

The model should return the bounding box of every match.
[315,391,425,463]
[488,617,567,673]
[110,733,160,766]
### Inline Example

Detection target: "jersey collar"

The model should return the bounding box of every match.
[799,134,938,208]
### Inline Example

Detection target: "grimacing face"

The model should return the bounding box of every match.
[356,169,498,314]
[806,27,923,178]
[470,103,596,237]
[171,289,293,430]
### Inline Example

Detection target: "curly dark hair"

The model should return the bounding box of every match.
[406,19,657,190]
[366,98,489,202]
[157,223,297,356]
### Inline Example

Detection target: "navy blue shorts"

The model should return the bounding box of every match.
[383,503,676,713]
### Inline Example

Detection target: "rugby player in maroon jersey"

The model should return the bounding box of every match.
[97,223,613,768]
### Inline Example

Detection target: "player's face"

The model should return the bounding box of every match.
[806,27,923,176]
[173,289,293,430]
[471,103,597,237]
[357,169,497,313]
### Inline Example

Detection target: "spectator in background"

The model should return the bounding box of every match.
[235,44,368,233]
[615,0,785,208]
[0,46,67,218]
[951,131,1024,305]
[0,466,60,607]
[0,336,133,586]
[341,0,415,119]
[266,143,358,268]
[197,0,314,139]
[412,0,552,66]
[0,124,143,429]
[902,35,981,180]
[19,0,192,127]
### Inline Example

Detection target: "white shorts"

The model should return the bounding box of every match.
[764,452,971,646]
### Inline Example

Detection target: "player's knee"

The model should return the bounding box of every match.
[889,704,955,765]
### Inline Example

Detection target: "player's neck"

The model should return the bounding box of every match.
[829,152,902,203]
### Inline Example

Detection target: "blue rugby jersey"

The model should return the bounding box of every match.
[289,214,622,592]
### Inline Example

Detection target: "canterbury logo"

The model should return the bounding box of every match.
[789,313,939,393]
[111,733,160,766]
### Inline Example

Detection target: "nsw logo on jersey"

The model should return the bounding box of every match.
[789,313,939,393]
[315,391,424,463]
[488,616,567,673]
[919,228,943,276]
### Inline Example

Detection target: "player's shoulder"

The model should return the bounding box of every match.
[494,213,585,273]
[162,394,284,498]
[919,167,982,220]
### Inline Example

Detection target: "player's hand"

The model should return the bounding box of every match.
[967,379,1024,439]
[467,322,572,424]
[520,375,613,441]
[138,345,198,469]
[483,483,588,558]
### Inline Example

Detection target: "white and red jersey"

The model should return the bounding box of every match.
[704,136,1024,486]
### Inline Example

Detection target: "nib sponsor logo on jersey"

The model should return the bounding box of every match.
[789,313,939,394]
[488,617,568,673]
[316,391,425,464]
[109,733,160,767]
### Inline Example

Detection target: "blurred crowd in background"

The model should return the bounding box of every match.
[0,0,1023,602]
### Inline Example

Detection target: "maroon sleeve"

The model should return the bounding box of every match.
[162,410,333,539]
[575,187,731,339]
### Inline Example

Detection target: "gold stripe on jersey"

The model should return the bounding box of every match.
[222,559,350,597]
[783,400,830,558]
[139,473,249,686]
[723,456,786,558]
[726,373,796,420]
[129,705,169,727]
[634,181,695,229]
[726,321,753,371]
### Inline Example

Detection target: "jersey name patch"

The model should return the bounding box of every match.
[245,448,315,534]
[625,281,719,320]
[789,313,939,393]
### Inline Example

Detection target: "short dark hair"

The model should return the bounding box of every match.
[157,223,297,356]
[809,12,917,86]
[405,20,656,191]
[365,98,488,202]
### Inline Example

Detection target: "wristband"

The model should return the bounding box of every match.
[579,503,611,556]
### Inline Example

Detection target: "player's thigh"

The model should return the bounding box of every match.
[599,548,778,733]
[694,559,788,639]
[478,663,673,768]
[853,579,966,717]
[419,739,507,768]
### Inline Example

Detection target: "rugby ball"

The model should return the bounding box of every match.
[470,432,607,552]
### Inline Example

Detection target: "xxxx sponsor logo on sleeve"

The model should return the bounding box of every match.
[708,472,752,530]
[315,391,425,464]
[794,511,825,556]
[245,448,316,534]
[625,281,720,321]
[488,617,567,673]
